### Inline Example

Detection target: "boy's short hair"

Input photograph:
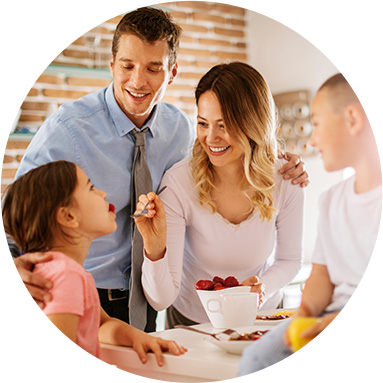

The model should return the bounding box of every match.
[318,73,361,112]
[2,161,77,253]
[112,7,182,68]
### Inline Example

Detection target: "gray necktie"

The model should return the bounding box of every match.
[129,127,152,330]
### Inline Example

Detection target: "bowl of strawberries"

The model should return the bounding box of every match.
[195,276,252,328]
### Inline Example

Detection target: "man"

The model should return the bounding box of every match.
[11,7,308,332]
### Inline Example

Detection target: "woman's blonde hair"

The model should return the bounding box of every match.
[192,62,279,221]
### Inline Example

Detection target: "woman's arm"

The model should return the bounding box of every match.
[258,179,305,301]
[47,313,79,343]
[138,176,187,311]
[98,308,186,366]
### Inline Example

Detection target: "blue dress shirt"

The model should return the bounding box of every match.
[16,83,195,290]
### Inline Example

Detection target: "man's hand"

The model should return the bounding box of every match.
[278,152,309,188]
[14,252,53,308]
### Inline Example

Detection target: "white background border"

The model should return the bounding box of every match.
[1,1,382,382]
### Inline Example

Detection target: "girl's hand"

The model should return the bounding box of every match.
[98,309,187,367]
[241,276,266,306]
[131,331,187,367]
[133,192,167,261]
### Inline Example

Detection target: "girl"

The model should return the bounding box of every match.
[2,160,186,366]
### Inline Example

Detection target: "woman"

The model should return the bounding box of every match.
[134,62,305,328]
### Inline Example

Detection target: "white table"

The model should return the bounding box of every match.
[100,320,278,382]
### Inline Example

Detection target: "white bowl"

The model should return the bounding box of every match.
[207,337,254,355]
[196,286,252,328]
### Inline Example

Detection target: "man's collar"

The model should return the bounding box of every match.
[106,83,159,138]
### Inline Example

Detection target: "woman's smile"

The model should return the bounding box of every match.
[208,145,231,155]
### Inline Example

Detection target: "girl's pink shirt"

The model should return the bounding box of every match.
[34,251,100,357]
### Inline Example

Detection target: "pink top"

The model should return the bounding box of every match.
[34,252,100,357]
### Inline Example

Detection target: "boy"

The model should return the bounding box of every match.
[238,73,382,375]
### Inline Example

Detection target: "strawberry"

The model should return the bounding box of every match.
[195,280,214,290]
[224,276,239,287]
[109,203,116,213]
[213,282,225,290]
[212,276,225,284]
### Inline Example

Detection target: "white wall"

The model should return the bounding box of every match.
[246,10,343,262]
[247,11,339,96]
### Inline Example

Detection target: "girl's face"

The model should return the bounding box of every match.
[70,166,117,239]
[197,90,243,169]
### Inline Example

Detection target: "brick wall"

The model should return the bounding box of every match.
[2,1,248,192]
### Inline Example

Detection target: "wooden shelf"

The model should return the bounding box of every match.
[44,64,112,79]
[8,132,35,141]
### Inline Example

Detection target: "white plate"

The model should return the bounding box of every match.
[205,325,273,355]
[207,336,260,355]
[255,308,296,323]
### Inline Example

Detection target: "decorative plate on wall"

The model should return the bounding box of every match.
[274,90,317,157]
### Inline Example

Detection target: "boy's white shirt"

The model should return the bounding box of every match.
[312,174,382,312]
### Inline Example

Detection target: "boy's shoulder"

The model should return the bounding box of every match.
[322,175,354,199]
[320,174,382,207]
[317,176,353,213]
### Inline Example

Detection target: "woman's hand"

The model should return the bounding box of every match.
[130,330,187,367]
[241,276,265,306]
[133,192,167,261]
[278,151,310,187]
[14,252,53,308]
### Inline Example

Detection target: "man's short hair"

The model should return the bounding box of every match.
[112,7,182,68]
